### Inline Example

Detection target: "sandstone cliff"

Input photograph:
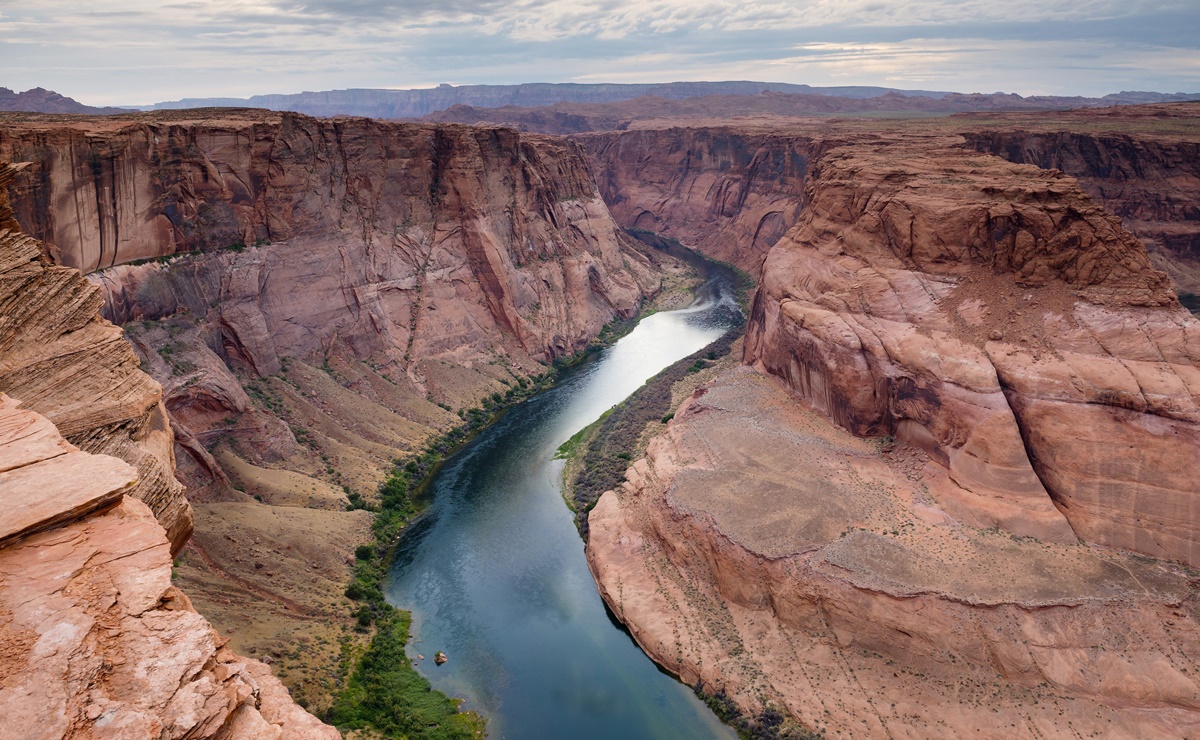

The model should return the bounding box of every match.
[580,128,824,272]
[0,162,333,735]
[0,163,191,553]
[587,126,1200,737]
[0,111,668,712]
[0,393,338,739]
[744,137,1199,566]
[589,367,1200,738]
[961,104,1200,295]
[1,108,661,502]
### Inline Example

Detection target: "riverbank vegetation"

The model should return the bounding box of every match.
[327,372,560,737]
[327,245,703,736]
[697,685,822,740]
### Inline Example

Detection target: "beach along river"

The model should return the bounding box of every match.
[386,254,743,739]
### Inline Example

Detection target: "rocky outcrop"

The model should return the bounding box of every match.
[744,137,1199,566]
[0,393,338,739]
[580,128,825,272]
[0,158,334,735]
[588,367,1200,738]
[962,104,1200,294]
[0,163,191,553]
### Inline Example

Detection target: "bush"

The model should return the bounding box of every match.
[330,611,484,738]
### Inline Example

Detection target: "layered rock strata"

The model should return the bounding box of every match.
[0,393,338,739]
[580,128,824,272]
[588,368,1200,738]
[0,163,190,552]
[0,112,668,710]
[743,138,1199,566]
[0,109,661,529]
[960,107,1200,292]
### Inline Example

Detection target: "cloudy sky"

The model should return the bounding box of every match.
[1,0,1197,105]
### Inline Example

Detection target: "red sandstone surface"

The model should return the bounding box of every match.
[586,107,1200,737]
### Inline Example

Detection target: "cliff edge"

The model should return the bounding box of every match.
[0,161,335,737]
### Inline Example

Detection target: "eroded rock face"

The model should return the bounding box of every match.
[587,368,1200,738]
[963,106,1200,294]
[744,138,1200,565]
[1,110,659,365]
[588,128,1200,737]
[0,163,191,553]
[0,113,658,354]
[0,394,337,739]
[2,111,662,510]
[580,128,824,272]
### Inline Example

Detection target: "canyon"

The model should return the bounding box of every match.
[0,111,668,726]
[1,100,1198,738]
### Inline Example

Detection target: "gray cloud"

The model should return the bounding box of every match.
[0,0,1194,104]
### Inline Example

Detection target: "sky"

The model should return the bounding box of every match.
[1,0,1197,106]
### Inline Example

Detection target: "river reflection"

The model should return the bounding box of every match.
[387,252,742,739]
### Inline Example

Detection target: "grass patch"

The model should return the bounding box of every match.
[331,609,483,738]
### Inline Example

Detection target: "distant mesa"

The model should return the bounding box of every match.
[0,86,132,115]
[141,82,1200,122]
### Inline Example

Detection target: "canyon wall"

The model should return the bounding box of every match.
[589,367,1200,738]
[0,111,668,712]
[964,124,1200,294]
[0,163,191,552]
[743,136,1199,566]
[579,128,827,272]
[0,161,335,737]
[1,109,663,497]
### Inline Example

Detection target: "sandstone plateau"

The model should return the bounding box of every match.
[586,110,1200,737]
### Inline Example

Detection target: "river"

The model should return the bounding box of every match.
[386,253,743,739]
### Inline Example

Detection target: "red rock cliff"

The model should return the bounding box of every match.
[0,163,191,552]
[744,135,1199,565]
[1,111,659,363]
[0,161,335,737]
[587,126,1200,739]
[579,128,826,272]
[962,104,1200,294]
